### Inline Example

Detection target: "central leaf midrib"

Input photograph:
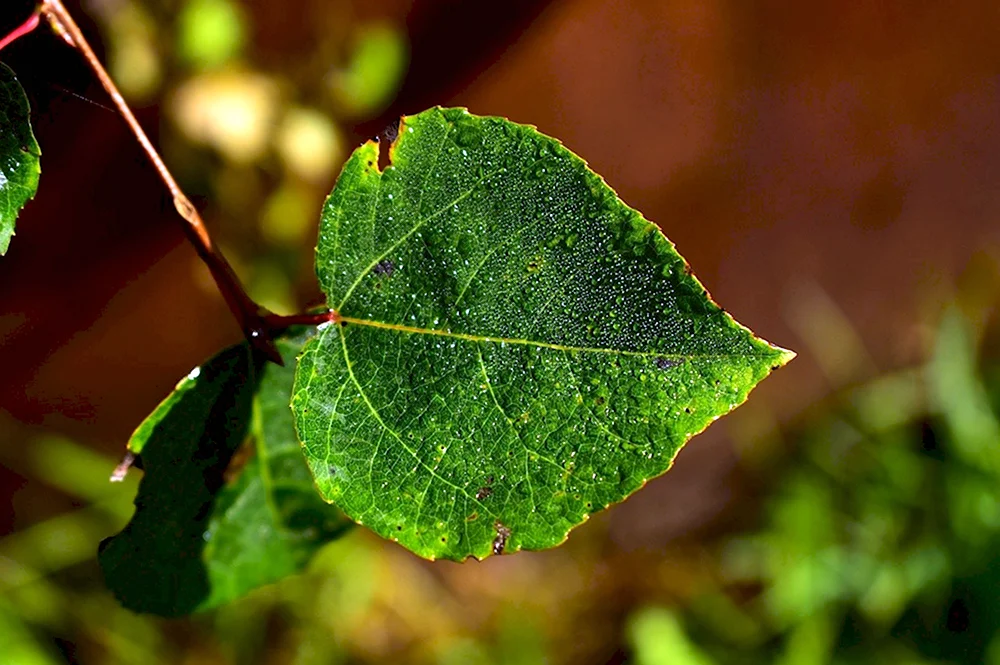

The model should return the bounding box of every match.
[337,315,774,360]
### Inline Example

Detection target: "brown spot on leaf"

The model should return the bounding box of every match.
[655,357,681,370]
[373,259,395,277]
[493,521,511,555]
[378,118,400,171]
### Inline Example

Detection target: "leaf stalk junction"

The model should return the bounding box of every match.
[0,1,347,363]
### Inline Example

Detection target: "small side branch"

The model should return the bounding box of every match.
[265,310,339,334]
[0,10,41,52]
[39,0,281,363]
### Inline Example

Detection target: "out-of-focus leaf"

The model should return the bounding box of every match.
[0,599,63,665]
[0,63,40,255]
[773,614,834,665]
[328,23,407,117]
[29,436,139,509]
[292,107,793,561]
[260,181,316,245]
[627,607,715,665]
[248,259,296,315]
[177,0,247,69]
[928,307,1000,474]
[104,2,162,100]
[275,107,342,182]
[170,70,278,163]
[100,330,350,616]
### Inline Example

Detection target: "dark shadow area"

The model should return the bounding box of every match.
[97,344,260,616]
[357,0,561,139]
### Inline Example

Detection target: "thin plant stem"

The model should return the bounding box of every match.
[265,310,339,333]
[0,10,41,52]
[39,0,283,363]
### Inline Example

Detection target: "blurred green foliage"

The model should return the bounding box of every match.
[5,291,1000,663]
[628,607,713,665]
[327,23,408,118]
[628,305,1000,665]
[178,0,247,70]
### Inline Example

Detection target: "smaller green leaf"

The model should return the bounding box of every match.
[100,330,350,616]
[0,63,40,255]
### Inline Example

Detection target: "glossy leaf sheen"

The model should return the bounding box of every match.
[0,63,40,255]
[100,331,350,616]
[292,107,793,560]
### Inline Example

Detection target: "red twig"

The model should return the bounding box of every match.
[38,0,282,363]
[0,10,41,52]
[265,310,339,333]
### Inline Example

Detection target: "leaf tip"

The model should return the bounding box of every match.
[772,346,797,368]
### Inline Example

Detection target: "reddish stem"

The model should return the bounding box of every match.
[38,0,282,364]
[0,10,41,52]
[265,310,339,333]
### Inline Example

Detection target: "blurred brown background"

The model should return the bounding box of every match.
[2,0,999,663]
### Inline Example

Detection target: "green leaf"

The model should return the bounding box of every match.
[100,330,350,616]
[292,107,793,561]
[0,63,40,255]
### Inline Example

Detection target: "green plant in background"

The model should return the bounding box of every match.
[177,0,247,71]
[8,300,994,664]
[620,304,1000,665]
[0,0,791,621]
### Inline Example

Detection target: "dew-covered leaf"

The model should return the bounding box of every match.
[292,107,793,561]
[0,63,40,255]
[100,330,350,616]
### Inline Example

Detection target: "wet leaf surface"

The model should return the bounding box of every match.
[0,63,40,255]
[292,107,793,560]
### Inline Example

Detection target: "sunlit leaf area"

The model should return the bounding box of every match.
[3,0,1000,663]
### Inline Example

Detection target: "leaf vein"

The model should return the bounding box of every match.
[336,166,505,311]
[337,323,484,513]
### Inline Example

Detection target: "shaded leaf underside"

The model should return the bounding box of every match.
[100,331,350,616]
[0,63,40,255]
[292,107,793,561]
